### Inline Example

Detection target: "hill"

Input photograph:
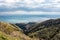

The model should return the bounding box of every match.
[0,22,31,40]
[26,19,60,40]
[15,18,60,40]
[1,18,60,40]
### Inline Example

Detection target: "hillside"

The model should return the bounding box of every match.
[15,22,37,34]
[0,18,60,40]
[14,18,60,40]
[26,19,60,40]
[0,22,31,40]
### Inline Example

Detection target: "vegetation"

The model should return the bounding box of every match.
[27,19,60,40]
[0,31,20,40]
[0,18,60,40]
[0,22,31,40]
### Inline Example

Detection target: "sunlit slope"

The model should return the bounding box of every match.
[0,22,31,40]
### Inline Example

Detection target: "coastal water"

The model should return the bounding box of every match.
[0,14,60,23]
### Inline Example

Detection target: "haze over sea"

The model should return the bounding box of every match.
[0,14,60,23]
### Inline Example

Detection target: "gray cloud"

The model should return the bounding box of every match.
[0,0,60,12]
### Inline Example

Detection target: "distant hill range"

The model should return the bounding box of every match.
[16,18,60,40]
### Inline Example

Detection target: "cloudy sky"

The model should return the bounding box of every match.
[0,0,60,15]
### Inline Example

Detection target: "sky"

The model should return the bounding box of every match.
[0,0,60,15]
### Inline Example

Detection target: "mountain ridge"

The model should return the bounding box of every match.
[15,18,60,40]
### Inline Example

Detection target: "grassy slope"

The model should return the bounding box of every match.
[0,22,32,40]
[0,31,21,40]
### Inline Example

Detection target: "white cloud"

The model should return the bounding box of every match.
[52,0,60,3]
[0,10,60,15]
[0,0,59,8]
[0,0,60,12]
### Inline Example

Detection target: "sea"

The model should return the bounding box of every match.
[0,14,60,23]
